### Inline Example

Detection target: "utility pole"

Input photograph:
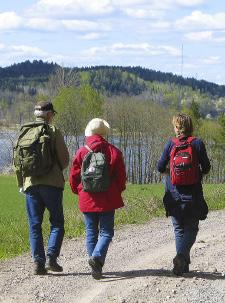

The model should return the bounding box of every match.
[181,43,183,77]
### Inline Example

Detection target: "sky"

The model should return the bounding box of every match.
[0,0,225,84]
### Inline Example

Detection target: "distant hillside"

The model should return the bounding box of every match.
[0,60,225,97]
[78,66,225,98]
[0,60,58,78]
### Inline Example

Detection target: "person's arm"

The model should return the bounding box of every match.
[15,169,24,188]
[113,151,126,192]
[69,152,82,194]
[157,140,173,173]
[55,129,69,170]
[194,139,211,175]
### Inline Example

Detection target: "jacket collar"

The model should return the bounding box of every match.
[36,117,48,124]
[85,135,107,150]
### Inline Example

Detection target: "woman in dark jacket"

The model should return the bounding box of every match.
[70,118,126,279]
[157,113,210,276]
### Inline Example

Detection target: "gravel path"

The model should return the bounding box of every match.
[0,210,225,303]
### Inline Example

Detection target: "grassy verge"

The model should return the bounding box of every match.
[0,175,224,260]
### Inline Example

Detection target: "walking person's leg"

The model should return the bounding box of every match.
[171,216,186,276]
[181,217,199,266]
[172,216,199,275]
[25,186,47,275]
[92,211,115,265]
[88,211,115,279]
[39,185,65,272]
[83,212,99,257]
[83,212,102,279]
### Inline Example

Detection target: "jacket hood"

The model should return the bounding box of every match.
[85,135,108,151]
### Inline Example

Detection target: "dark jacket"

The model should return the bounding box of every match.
[70,135,126,212]
[157,137,211,220]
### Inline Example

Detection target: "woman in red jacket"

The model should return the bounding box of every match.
[70,118,126,279]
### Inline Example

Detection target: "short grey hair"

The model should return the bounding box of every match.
[34,109,50,118]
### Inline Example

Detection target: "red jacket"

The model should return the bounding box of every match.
[69,135,126,212]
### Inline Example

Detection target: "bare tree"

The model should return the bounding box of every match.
[48,66,80,97]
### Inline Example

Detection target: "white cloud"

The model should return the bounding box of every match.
[123,8,163,19]
[30,0,114,17]
[0,43,49,65]
[28,0,206,19]
[61,19,110,32]
[185,30,225,42]
[10,45,47,56]
[86,42,180,57]
[185,31,213,41]
[26,18,60,31]
[202,56,221,65]
[0,12,22,30]
[150,21,171,30]
[113,0,205,9]
[176,11,225,31]
[175,0,205,7]
[79,33,102,40]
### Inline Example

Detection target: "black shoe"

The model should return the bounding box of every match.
[34,262,47,275]
[183,263,189,273]
[47,258,63,272]
[88,257,103,280]
[172,254,186,276]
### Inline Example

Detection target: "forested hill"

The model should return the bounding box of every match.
[0,60,58,78]
[79,66,225,97]
[0,60,225,97]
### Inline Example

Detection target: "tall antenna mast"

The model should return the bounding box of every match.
[181,43,183,76]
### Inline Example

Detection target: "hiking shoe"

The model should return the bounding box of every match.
[47,258,63,272]
[183,263,189,273]
[88,257,103,280]
[172,254,186,276]
[33,262,47,275]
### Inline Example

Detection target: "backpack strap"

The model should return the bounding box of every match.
[85,145,93,153]
[172,136,196,145]
[186,136,196,144]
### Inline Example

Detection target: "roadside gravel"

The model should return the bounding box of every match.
[0,210,225,303]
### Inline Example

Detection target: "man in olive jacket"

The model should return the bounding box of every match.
[15,101,69,275]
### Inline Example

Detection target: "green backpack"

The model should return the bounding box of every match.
[13,122,54,177]
[81,145,110,192]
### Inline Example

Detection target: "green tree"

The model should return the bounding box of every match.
[183,100,201,134]
[218,113,225,145]
[53,85,104,150]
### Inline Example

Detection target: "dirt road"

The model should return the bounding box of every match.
[1,211,225,303]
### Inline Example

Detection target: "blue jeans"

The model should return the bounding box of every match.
[25,185,64,264]
[171,216,199,264]
[83,211,115,266]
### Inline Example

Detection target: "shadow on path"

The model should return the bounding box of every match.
[100,268,224,282]
[46,268,224,282]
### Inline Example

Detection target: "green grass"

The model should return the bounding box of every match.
[0,175,224,260]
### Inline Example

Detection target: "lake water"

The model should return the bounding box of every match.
[0,131,18,172]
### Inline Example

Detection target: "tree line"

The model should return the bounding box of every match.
[0,65,224,184]
[52,84,225,184]
[0,60,225,97]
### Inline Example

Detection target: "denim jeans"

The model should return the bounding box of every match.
[83,211,115,265]
[25,185,64,264]
[171,216,199,264]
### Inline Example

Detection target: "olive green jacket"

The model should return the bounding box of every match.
[15,118,69,191]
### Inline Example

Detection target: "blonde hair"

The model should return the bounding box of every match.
[172,113,193,137]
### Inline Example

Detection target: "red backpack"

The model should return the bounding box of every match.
[170,137,199,185]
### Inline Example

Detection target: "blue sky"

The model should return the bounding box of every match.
[0,0,225,84]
